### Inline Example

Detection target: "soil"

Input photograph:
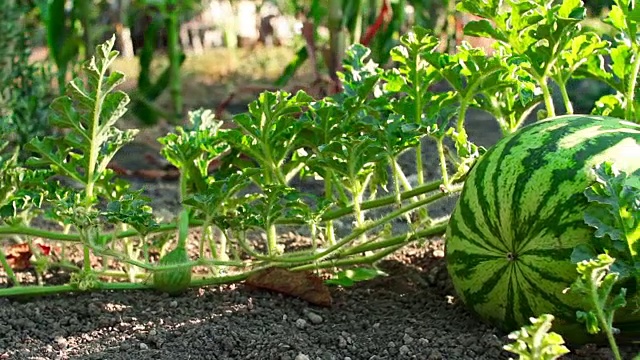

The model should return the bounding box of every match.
[2,50,639,360]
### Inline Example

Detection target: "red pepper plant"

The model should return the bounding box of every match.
[0,0,638,297]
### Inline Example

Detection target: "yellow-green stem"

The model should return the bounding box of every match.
[82,246,91,272]
[558,82,574,114]
[324,173,337,246]
[591,284,623,360]
[0,179,448,245]
[412,30,425,188]
[538,77,556,118]
[456,101,468,134]
[266,224,279,256]
[435,139,450,188]
[626,44,640,122]
[199,218,211,259]
[350,0,364,44]
[256,185,460,264]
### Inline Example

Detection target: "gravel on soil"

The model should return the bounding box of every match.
[1,241,638,360]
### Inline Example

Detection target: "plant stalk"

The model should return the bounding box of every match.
[626,44,640,122]
[591,283,623,360]
[558,81,574,114]
[538,76,555,118]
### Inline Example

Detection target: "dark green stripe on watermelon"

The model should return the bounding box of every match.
[444,115,640,344]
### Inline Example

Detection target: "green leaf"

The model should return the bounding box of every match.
[606,6,627,32]
[222,90,312,187]
[558,0,583,19]
[325,267,387,287]
[249,185,314,229]
[462,19,508,42]
[105,191,159,236]
[183,172,253,221]
[159,108,228,194]
[503,314,570,360]
[26,36,136,201]
[570,254,628,337]
[583,162,640,261]
[592,93,627,118]
[576,310,601,334]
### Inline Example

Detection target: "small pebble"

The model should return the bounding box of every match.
[304,311,323,324]
[338,336,347,348]
[399,345,411,355]
[54,336,67,349]
[295,319,307,329]
[149,329,157,336]
[169,300,178,308]
[294,353,310,360]
[403,333,414,345]
[139,343,149,350]
[428,350,443,360]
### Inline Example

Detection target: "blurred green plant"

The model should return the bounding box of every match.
[0,0,53,154]
[36,0,107,94]
[127,0,207,125]
[459,0,640,123]
[275,0,454,91]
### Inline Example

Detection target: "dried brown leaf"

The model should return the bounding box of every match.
[246,267,332,307]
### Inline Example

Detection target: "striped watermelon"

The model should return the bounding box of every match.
[445,115,640,344]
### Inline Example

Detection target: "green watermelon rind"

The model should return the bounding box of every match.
[152,247,193,296]
[445,114,640,344]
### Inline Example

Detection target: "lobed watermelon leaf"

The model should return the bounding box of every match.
[569,254,628,360]
[582,162,640,269]
[503,314,570,360]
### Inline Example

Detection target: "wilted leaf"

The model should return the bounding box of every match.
[246,267,332,306]
[5,242,52,271]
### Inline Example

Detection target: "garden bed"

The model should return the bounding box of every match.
[1,104,639,359]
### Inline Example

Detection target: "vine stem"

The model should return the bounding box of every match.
[626,43,640,122]
[266,223,279,256]
[0,269,263,298]
[590,283,623,360]
[557,81,574,114]
[324,170,337,246]
[436,139,450,188]
[0,217,452,299]
[538,77,555,117]
[257,185,461,264]
[0,179,449,244]
[411,38,427,193]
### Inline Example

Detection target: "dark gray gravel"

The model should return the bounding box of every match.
[0,241,638,360]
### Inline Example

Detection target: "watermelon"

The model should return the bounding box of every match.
[153,247,192,296]
[445,115,640,344]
